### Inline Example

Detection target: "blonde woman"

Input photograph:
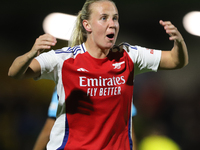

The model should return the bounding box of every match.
[8,0,188,149]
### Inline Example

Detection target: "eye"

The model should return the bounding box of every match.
[113,15,118,21]
[101,16,107,21]
[102,17,106,20]
[100,14,108,21]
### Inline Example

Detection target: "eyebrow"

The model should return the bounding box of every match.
[100,13,119,16]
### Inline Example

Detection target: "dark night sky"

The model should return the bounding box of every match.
[1,0,200,52]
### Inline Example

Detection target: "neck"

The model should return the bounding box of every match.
[84,40,111,59]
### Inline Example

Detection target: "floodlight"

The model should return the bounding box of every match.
[183,11,200,37]
[43,12,77,40]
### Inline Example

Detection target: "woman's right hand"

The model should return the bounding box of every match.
[29,34,57,58]
[8,34,57,79]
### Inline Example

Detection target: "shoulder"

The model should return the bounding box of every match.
[110,42,142,58]
[118,42,138,52]
[54,44,86,56]
[111,42,140,58]
[47,44,86,61]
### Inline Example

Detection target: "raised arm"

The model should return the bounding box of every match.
[8,34,57,79]
[159,20,189,70]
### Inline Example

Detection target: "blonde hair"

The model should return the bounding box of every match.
[69,0,114,47]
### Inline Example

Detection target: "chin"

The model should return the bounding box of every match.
[106,42,115,49]
[99,41,115,50]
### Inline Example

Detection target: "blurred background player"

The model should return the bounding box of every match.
[33,89,58,150]
[132,103,137,150]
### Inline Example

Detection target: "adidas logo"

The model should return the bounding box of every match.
[77,68,89,72]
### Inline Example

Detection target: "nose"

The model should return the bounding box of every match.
[109,18,117,29]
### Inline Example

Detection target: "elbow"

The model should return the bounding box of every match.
[8,74,23,80]
[175,58,189,69]
[182,55,189,68]
[8,72,18,79]
[8,68,22,79]
[8,68,14,78]
[184,58,189,67]
[175,52,189,69]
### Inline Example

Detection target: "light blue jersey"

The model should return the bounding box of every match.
[132,103,137,117]
[48,89,58,118]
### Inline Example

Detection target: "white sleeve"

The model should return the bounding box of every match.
[35,50,59,81]
[124,44,161,76]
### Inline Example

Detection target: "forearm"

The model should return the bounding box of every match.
[33,118,55,150]
[132,122,138,150]
[171,39,189,68]
[8,51,36,79]
[33,133,49,150]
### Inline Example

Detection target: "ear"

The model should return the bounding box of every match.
[83,20,92,32]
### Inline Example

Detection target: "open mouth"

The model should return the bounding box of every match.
[106,34,114,39]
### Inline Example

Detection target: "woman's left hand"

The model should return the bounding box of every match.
[159,20,184,43]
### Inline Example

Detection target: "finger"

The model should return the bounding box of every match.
[34,37,57,51]
[168,35,177,40]
[38,40,56,47]
[159,20,170,26]
[34,42,53,50]
[164,21,172,26]
[161,22,177,36]
[161,21,172,25]
[165,28,177,35]
[40,33,56,40]
[38,34,57,45]
[167,30,182,41]
[160,20,176,32]
[159,20,164,26]
[35,39,55,48]
[35,44,51,50]
[45,35,57,44]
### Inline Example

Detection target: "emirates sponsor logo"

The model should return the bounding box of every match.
[79,76,125,96]
[79,76,125,87]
